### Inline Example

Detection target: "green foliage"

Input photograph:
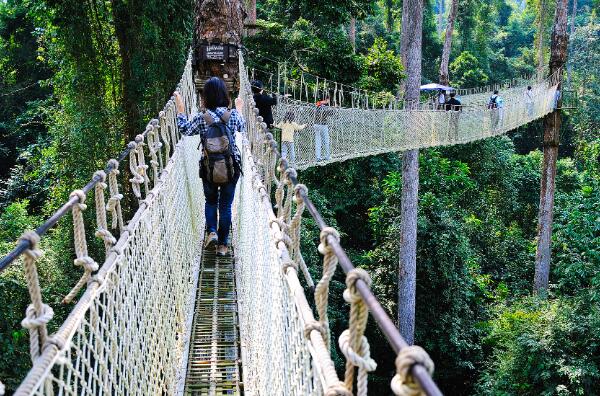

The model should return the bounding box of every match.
[358,37,405,93]
[450,50,489,87]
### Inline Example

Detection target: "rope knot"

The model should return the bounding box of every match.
[44,334,67,352]
[294,184,308,203]
[284,168,297,181]
[343,268,371,303]
[127,141,137,150]
[19,231,42,260]
[74,256,99,273]
[95,229,117,245]
[318,227,340,255]
[338,329,377,372]
[304,320,328,340]
[391,346,434,396]
[93,170,107,183]
[69,189,86,206]
[21,303,53,330]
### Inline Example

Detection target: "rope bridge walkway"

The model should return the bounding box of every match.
[0,49,561,396]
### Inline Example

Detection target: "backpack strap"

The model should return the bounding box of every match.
[202,111,214,126]
[220,110,232,124]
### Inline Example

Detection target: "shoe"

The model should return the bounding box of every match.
[205,232,218,249]
[216,244,229,256]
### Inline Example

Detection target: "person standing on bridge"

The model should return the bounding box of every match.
[251,80,277,129]
[525,85,534,117]
[174,77,245,256]
[445,91,462,140]
[314,96,332,162]
[276,111,306,165]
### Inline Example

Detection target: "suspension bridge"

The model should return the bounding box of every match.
[0,50,561,396]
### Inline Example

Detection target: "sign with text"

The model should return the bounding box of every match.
[204,44,227,61]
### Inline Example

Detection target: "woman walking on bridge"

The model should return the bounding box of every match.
[174,77,245,256]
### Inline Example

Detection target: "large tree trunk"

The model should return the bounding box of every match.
[534,0,569,296]
[398,0,423,346]
[349,18,356,52]
[111,0,143,143]
[246,0,257,36]
[194,0,245,93]
[566,0,576,87]
[536,0,548,72]
[439,0,458,86]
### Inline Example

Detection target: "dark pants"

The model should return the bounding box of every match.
[202,178,237,245]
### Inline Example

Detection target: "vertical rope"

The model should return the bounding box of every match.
[63,190,99,304]
[288,184,314,288]
[18,231,53,363]
[93,170,116,254]
[106,159,124,232]
[338,269,377,395]
[314,227,341,350]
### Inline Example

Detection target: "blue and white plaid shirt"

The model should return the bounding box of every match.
[177,107,246,171]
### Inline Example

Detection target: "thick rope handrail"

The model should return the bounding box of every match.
[93,170,116,254]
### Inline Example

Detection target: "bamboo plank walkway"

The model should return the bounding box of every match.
[185,247,241,395]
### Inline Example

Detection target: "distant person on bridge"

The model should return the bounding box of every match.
[175,77,246,257]
[251,80,277,129]
[315,96,332,162]
[488,90,504,129]
[437,90,446,110]
[445,91,462,140]
[276,111,306,165]
[525,85,534,117]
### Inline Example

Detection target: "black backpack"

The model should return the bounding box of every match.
[199,110,237,184]
[488,96,498,109]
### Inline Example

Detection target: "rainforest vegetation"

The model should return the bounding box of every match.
[0,0,598,394]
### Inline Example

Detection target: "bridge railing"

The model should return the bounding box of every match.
[2,53,202,396]
[237,51,444,396]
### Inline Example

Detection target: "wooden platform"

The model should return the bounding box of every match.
[185,248,241,395]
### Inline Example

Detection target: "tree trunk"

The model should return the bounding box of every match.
[111,0,143,143]
[534,0,569,296]
[386,0,394,32]
[536,0,548,72]
[439,0,458,86]
[247,0,257,36]
[398,0,423,346]
[194,0,245,93]
[349,18,356,52]
[566,0,576,87]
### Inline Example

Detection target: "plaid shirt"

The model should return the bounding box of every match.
[177,107,245,172]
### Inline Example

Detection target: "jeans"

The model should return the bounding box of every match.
[202,178,237,245]
[281,141,295,164]
[314,124,330,161]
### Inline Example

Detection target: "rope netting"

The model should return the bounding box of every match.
[10,55,204,396]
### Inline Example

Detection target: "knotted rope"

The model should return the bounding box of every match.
[390,346,435,396]
[93,171,116,253]
[106,159,124,232]
[63,190,99,304]
[339,268,377,395]
[146,123,162,186]
[158,111,172,162]
[128,141,144,198]
[135,134,150,194]
[18,231,54,363]
[274,158,288,217]
[288,184,314,288]
[315,227,341,350]
[282,168,297,224]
